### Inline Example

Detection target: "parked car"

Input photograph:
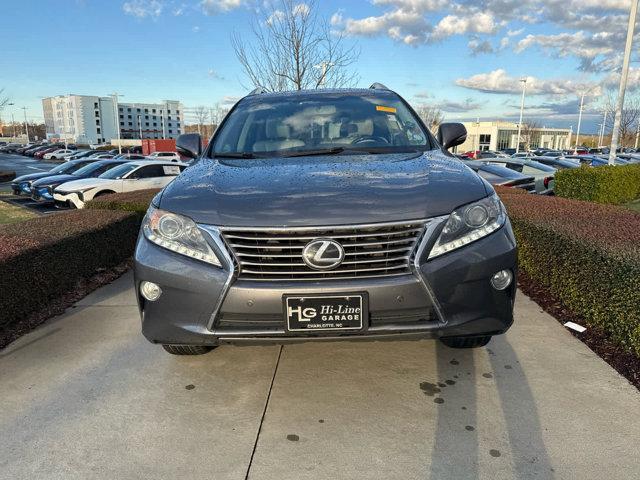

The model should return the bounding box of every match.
[564,155,630,167]
[133,85,518,355]
[10,159,98,195]
[34,146,60,159]
[66,150,94,161]
[146,151,181,162]
[0,143,24,153]
[31,160,129,204]
[43,148,75,160]
[54,160,187,209]
[510,152,530,158]
[86,152,116,160]
[531,156,581,170]
[462,160,536,192]
[477,157,557,194]
[114,153,147,160]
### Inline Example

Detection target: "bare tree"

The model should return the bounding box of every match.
[602,90,640,147]
[0,88,8,110]
[521,120,541,151]
[232,0,359,91]
[192,106,210,136]
[413,104,444,133]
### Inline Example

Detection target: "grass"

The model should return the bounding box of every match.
[0,197,38,224]
[625,199,640,214]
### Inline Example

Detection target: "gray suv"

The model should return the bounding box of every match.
[134,84,517,355]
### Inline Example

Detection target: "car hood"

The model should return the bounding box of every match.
[32,174,83,188]
[54,178,112,192]
[12,172,53,184]
[159,151,489,227]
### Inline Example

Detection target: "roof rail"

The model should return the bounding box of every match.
[369,82,389,90]
[248,86,268,95]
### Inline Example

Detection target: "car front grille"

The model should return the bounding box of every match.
[220,220,427,281]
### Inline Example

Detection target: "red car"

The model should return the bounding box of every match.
[35,146,61,159]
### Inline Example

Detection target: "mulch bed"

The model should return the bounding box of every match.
[0,259,132,350]
[518,271,640,391]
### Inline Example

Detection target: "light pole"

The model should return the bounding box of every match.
[21,107,30,143]
[109,93,123,154]
[161,105,166,139]
[138,114,143,140]
[635,121,640,149]
[574,91,587,153]
[600,111,607,147]
[609,0,639,163]
[314,61,335,88]
[515,78,527,153]
[3,102,15,138]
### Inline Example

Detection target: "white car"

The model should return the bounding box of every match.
[53,160,188,209]
[146,151,181,162]
[44,149,75,160]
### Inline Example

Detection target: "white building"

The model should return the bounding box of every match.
[42,95,183,145]
[455,121,572,153]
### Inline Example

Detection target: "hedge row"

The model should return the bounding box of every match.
[86,189,160,215]
[496,187,640,356]
[0,210,141,329]
[555,164,640,204]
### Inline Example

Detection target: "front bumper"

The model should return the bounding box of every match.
[31,187,54,203]
[134,218,517,346]
[53,191,85,209]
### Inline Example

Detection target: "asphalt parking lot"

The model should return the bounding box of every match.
[0,152,63,212]
[1,272,639,480]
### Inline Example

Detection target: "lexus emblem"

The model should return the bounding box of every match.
[302,239,345,270]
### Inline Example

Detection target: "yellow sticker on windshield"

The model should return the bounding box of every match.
[376,105,397,113]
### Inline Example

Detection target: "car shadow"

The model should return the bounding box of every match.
[428,337,555,479]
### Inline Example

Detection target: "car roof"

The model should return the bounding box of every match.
[126,160,188,167]
[241,87,398,103]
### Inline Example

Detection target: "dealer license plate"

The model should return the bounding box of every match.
[284,294,367,332]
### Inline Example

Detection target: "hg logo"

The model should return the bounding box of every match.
[288,305,317,322]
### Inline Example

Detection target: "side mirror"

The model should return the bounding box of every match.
[437,123,467,150]
[176,133,202,159]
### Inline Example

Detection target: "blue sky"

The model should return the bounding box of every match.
[1,0,636,133]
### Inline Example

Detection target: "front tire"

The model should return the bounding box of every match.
[162,344,215,355]
[440,336,492,349]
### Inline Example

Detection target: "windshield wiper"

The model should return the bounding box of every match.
[214,152,256,159]
[280,147,346,158]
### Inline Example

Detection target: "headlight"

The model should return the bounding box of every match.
[428,194,505,259]
[142,206,221,266]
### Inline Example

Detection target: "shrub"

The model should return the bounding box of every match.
[500,193,640,356]
[86,189,160,215]
[0,210,141,330]
[555,164,640,204]
[0,171,16,182]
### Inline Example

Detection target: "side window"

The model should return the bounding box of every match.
[130,165,165,179]
[505,163,524,173]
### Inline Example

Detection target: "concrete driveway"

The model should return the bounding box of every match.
[1,272,639,480]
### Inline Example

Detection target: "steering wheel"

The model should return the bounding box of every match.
[351,135,390,145]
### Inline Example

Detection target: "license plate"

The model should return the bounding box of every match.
[284,294,367,332]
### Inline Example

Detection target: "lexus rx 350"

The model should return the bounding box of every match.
[134,84,517,355]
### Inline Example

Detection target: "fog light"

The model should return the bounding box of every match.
[140,281,162,301]
[491,270,513,290]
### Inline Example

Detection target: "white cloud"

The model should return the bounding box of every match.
[332,0,636,68]
[208,69,225,80]
[122,0,163,18]
[200,0,244,15]
[455,69,600,96]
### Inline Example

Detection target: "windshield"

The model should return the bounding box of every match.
[50,162,79,174]
[99,163,138,179]
[72,162,110,176]
[211,92,431,157]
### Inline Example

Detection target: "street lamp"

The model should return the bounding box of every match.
[21,106,30,143]
[574,92,587,154]
[138,114,143,140]
[515,78,527,153]
[609,0,639,164]
[110,93,123,154]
